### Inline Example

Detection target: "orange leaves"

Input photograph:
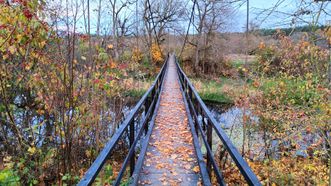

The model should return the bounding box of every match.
[109,61,117,69]
[156,163,166,169]
[107,44,114,49]
[140,63,201,184]
[150,43,163,63]
[325,26,331,44]
[258,42,265,49]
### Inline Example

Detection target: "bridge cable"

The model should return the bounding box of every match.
[179,0,197,59]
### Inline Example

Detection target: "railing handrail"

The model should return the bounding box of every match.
[78,55,169,186]
[175,58,261,186]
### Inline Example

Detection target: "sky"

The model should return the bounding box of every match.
[50,0,331,34]
[231,0,331,32]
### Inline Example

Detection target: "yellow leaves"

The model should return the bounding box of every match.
[325,27,331,44]
[151,43,163,63]
[2,54,9,60]
[25,63,31,70]
[16,34,23,42]
[85,150,92,158]
[132,47,143,63]
[36,109,44,115]
[192,166,200,173]
[8,45,16,54]
[156,163,165,169]
[278,81,285,88]
[28,146,36,154]
[39,40,46,48]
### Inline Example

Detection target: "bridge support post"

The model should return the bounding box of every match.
[144,98,151,135]
[206,120,212,176]
[129,120,135,175]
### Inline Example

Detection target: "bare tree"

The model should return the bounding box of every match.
[191,0,231,74]
[143,0,184,60]
[108,0,134,60]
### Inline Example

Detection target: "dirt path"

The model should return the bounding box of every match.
[138,55,201,185]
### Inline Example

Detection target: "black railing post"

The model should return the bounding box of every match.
[175,58,261,186]
[206,119,212,176]
[129,120,135,175]
[202,115,206,131]
[144,99,150,134]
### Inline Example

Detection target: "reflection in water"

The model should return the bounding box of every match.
[206,104,324,159]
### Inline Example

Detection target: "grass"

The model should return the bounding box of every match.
[190,77,245,104]
[122,78,153,98]
[124,89,147,98]
[124,74,249,105]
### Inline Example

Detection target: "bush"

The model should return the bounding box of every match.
[256,33,329,78]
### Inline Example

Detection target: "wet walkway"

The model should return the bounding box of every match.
[138,55,201,185]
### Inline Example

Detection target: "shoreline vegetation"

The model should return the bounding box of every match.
[1,0,330,185]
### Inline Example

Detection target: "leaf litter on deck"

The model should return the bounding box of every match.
[138,55,201,185]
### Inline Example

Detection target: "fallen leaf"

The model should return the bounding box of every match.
[192,166,200,173]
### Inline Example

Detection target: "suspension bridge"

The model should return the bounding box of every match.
[77,54,261,186]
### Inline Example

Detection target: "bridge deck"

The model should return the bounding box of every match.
[138,55,201,185]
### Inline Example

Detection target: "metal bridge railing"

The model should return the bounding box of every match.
[78,55,168,186]
[175,57,261,186]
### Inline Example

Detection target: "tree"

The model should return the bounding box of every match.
[191,0,231,74]
[142,0,184,61]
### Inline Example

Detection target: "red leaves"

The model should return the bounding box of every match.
[118,63,128,70]
[12,0,27,6]
[93,79,100,84]
[23,8,33,19]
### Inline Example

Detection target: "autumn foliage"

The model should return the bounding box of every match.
[150,43,163,64]
[0,1,128,185]
[220,30,330,185]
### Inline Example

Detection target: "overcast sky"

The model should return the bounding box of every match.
[51,0,330,34]
[231,0,331,32]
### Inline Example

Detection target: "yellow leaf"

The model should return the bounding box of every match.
[3,54,9,60]
[8,45,16,54]
[28,147,36,154]
[40,41,46,48]
[192,166,200,173]
[17,34,22,42]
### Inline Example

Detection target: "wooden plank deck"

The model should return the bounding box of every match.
[138,55,201,185]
